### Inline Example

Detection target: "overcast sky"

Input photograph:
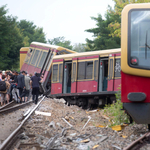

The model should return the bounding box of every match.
[0,0,115,44]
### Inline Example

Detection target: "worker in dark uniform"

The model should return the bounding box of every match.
[30,72,43,104]
[17,71,25,103]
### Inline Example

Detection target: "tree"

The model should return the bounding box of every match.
[85,0,150,51]
[0,5,48,70]
[72,43,86,52]
[48,36,73,50]
[0,5,24,70]
[85,13,120,51]
[108,0,150,38]
[17,20,47,46]
[32,27,46,43]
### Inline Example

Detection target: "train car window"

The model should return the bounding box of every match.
[24,53,30,63]
[94,60,98,80]
[109,59,113,80]
[72,62,76,82]
[59,64,63,83]
[77,62,85,80]
[38,51,47,68]
[35,51,42,67]
[52,64,58,82]
[85,61,93,79]
[24,48,32,63]
[28,49,35,64]
[114,58,121,78]
[128,10,150,69]
[24,57,29,63]
[77,61,93,80]
[31,50,40,66]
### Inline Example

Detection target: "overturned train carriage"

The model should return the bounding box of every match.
[50,48,121,108]
[21,42,76,94]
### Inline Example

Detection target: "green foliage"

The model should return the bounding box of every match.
[0,5,47,70]
[73,43,86,52]
[32,27,46,43]
[48,36,73,50]
[85,13,120,51]
[0,5,24,70]
[17,20,47,46]
[103,86,129,126]
[108,0,150,38]
[85,0,150,51]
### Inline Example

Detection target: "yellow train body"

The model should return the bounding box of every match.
[20,47,29,70]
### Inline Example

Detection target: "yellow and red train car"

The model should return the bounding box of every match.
[121,3,150,126]
[21,42,76,93]
[50,48,121,107]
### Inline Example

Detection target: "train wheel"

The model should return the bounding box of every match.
[76,98,82,107]
[82,99,88,109]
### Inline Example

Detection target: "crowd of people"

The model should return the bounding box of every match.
[0,70,43,106]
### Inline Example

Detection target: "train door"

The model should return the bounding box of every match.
[71,60,77,93]
[99,58,108,91]
[63,61,72,93]
[51,61,63,95]
[113,57,121,91]
[107,56,114,91]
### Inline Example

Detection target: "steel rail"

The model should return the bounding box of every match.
[123,132,150,150]
[0,101,15,110]
[0,96,45,150]
[0,101,32,114]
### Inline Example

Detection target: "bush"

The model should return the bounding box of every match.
[103,85,130,126]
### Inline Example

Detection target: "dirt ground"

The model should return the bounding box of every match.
[12,97,149,150]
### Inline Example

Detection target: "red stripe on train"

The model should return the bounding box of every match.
[72,55,99,60]
[20,51,28,53]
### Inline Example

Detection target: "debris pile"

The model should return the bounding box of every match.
[17,98,148,150]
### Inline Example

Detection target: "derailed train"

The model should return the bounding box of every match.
[51,49,121,108]
[21,41,121,108]
[21,41,77,95]
[21,3,150,125]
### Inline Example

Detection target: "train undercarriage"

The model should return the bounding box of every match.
[48,91,116,109]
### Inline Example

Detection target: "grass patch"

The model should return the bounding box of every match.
[103,86,130,127]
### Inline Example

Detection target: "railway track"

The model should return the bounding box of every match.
[0,100,33,114]
[123,131,150,150]
[0,96,45,150]
[1,96,150,150]
[0,101,16,110]
[0,94,43,114]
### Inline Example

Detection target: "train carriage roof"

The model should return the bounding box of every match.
[30,42,76,53]
[53,48,121,61]
[20,47,29,51]
[31,42,59,49]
